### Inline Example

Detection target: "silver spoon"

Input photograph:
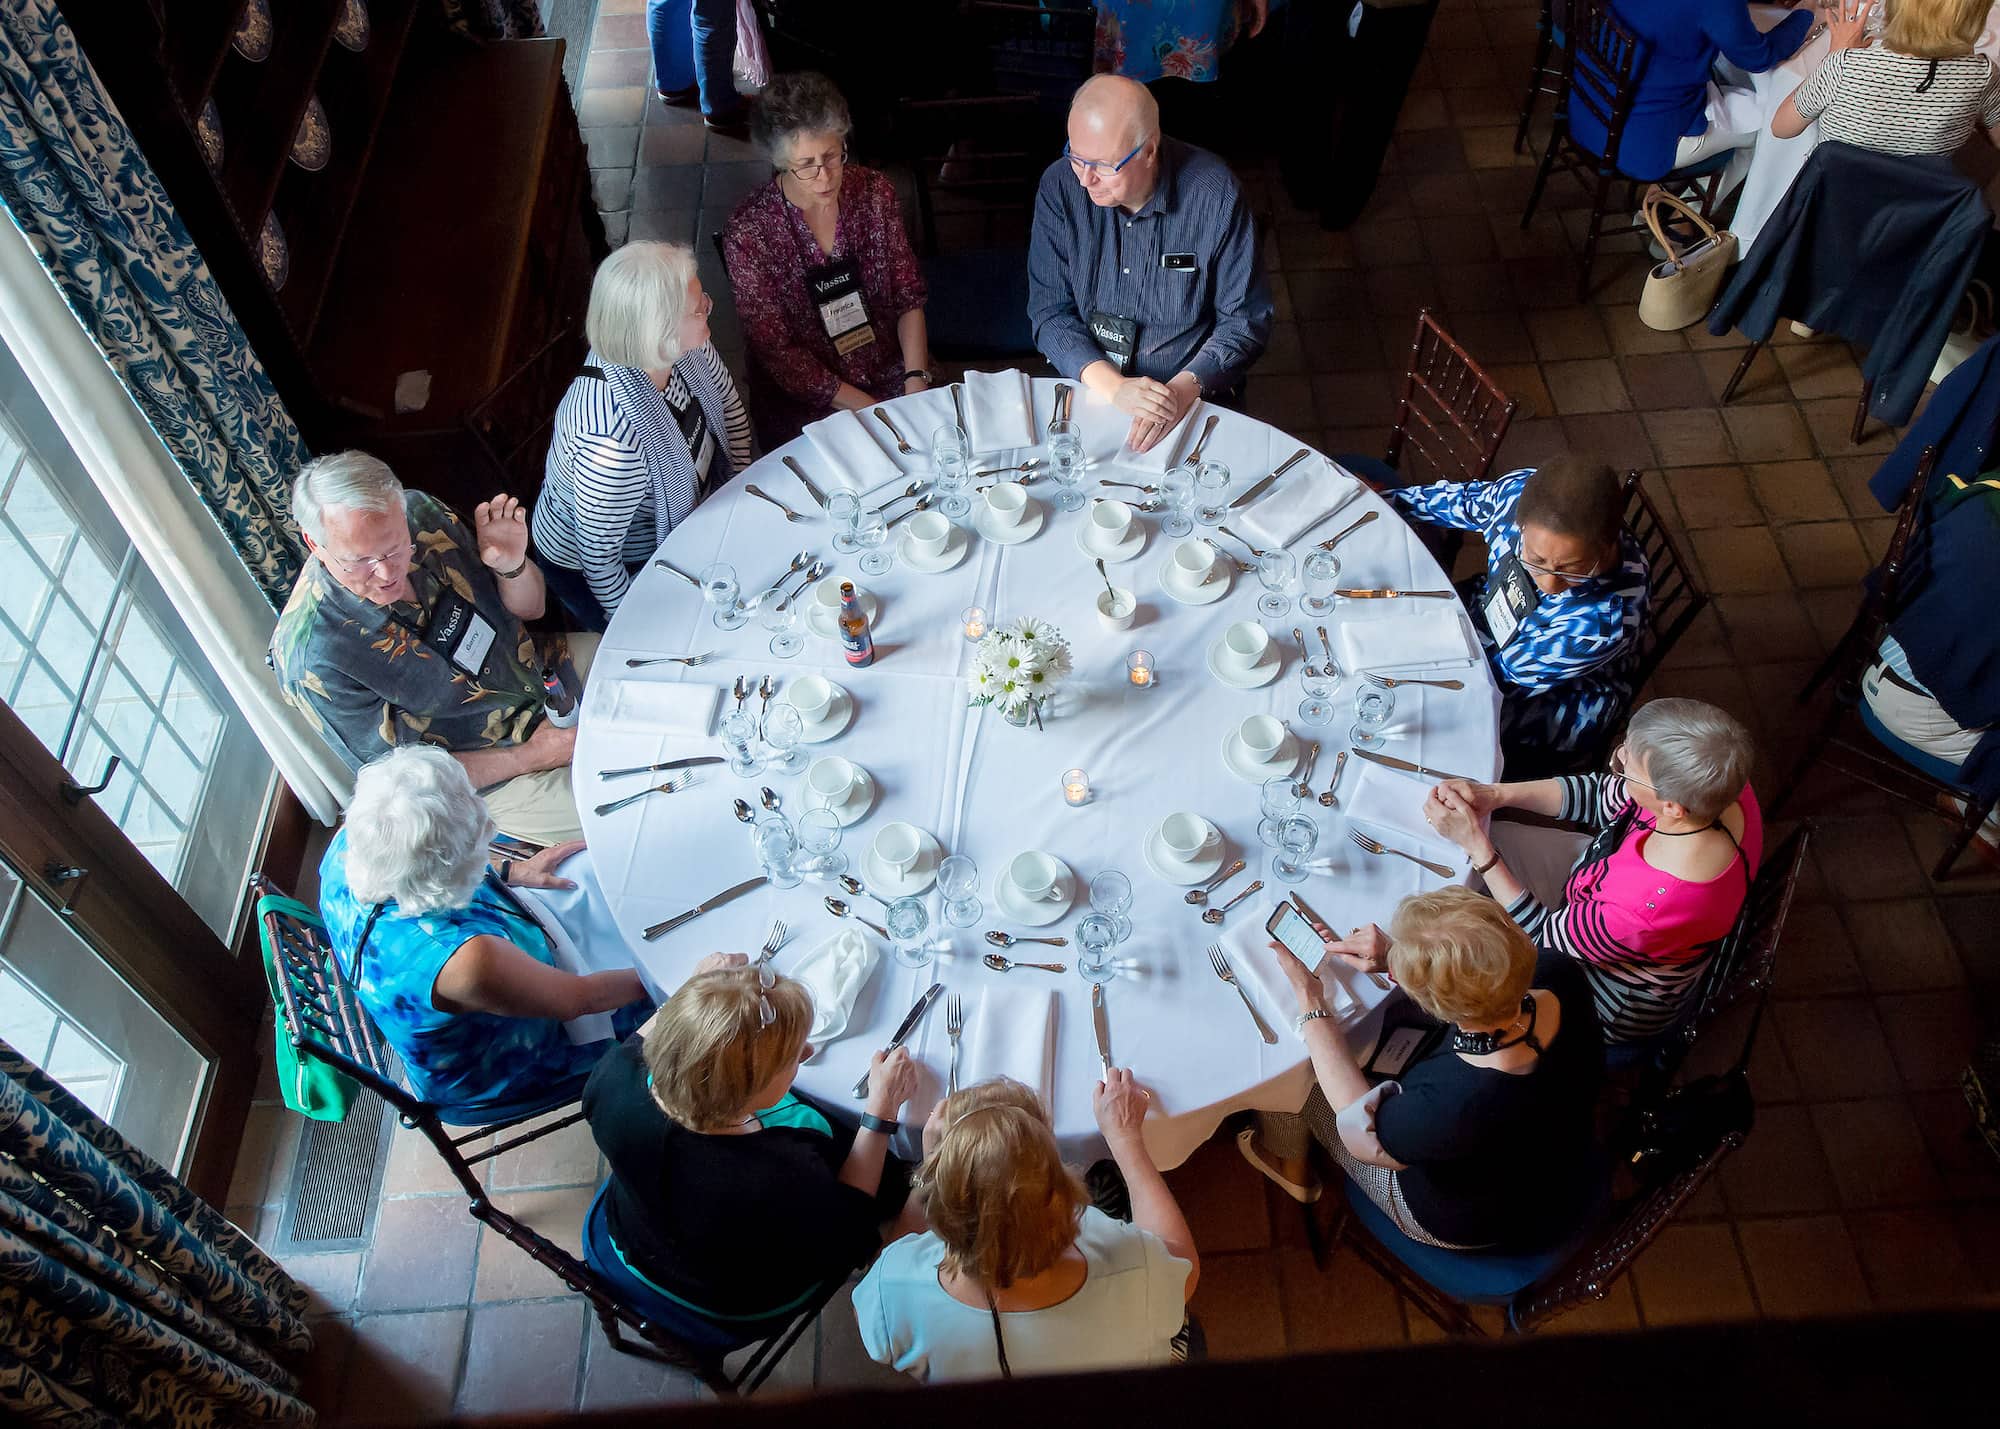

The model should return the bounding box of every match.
[1201,879,1264,925]
[1198,536,1254,574]
[1218,524,1270,558]
[986,930,1069,948]
[983,951,1067,974]
[877,479,927,508]
[758,549,812,598]
[732,675,748,712]
[1318,625,1339,681]
[974,458,1043,479]
[823,896,888,937]
[759,785,780,812]
[732,799,755,824]
[1095,557,1118,605]
[1318,750,1349,809]
[1292,742,1321,801]
[757,675,774,726]
[1293,626,1317,680]
[1099,479,1159,494]
[885,494,933,528]
[774,559,829,611]
[874,408,914,454]
[837,874,888,908]
[1183,859,1247,906]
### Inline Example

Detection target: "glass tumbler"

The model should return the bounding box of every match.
[1076,912,1118,985]
[1272,814,1319,884]
[827,491,862,554]
[1259,775,1302,847]
[1256,548,1297,619]
[1301,551,1341,616]
[796,807,846,881]
[1351,682,1396,751]
[754,812,802,890]
[700,561,745,630]
[1048,421,1086,512]
[1089,869,1134,944]
[933,423,972,519]
[1160,466,1195,538]
[938,854,982,928]
[886,895,933,969]
[1195,460,1230,526]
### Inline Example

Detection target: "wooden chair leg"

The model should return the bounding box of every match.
[1935,796,1995,881]
[1576,171,1614,303]
[1719,339,1765,405]
[1514,31,1554,155]
[1851,378,1875,446]
[1522,132,1561,228]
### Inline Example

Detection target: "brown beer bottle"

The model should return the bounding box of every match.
[838,581,875,667]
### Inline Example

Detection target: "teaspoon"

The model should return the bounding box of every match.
[837,874,889,908]
[1293,627,1317,680]
[1292,742,1321,800]
[982,951,1067,974]
[823,896,888,937]
[986,930,1069,948]
[732,799,755,824]
[1201,880,1264,925]
[1182,859,1247,906]
[774,559,829,611]
[1318,750,1350,809]
[759,785,781,812]
[758,549,812,597]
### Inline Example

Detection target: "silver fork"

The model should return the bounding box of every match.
[592,773,700,816]
[624,651,716,668]
[745,485,808,523]
[946,993,965,1094]
[874,408,914,453]
[1207,945,1278,1044]
[757,919,787,967]
[1365,671,1466,691]
[1348,827,1454,878]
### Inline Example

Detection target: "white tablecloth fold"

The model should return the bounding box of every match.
[963,368,1036,454]
[586,678,721,735]
[789,928,880,1044]
[1235,456,1362,549]
[1342,757,1460,863]
[1334,611,1478,673]
[1222,912,1390,1045]
[803,409,904,498]
[959,982,1059,1114]
[1113,401,1204,474]
[512,853,637,1041]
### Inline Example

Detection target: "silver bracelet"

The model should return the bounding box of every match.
[1293,1007,1332,1034]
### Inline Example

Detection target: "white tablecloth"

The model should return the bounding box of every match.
[574,378,1502,1169]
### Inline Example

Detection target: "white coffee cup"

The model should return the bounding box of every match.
[811,576,851,619]
[806,754,861,807]
[1238,713,1286,764]
[1088,500,1134,547]
[789,674,837,724]
[906,509,951,559]
[873,821,924,876]
[1170,539,1217,586]
[1096,586,1137,631]
[1007,850,1065,903]
[985,481,1029,528]
[1219,620,1271,670]
[1160,812,1219,863]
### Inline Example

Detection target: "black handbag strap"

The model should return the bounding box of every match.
[985,1291,1011,1379]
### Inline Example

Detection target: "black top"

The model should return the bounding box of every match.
[582,1040,882,1317]
[1375,954,1605,1248]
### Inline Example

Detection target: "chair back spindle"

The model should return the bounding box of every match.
[1386,309,1520,486]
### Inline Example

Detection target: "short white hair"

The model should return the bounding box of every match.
[1624,698,1755,822]
[343,746,494,915]
[292,451,405,545]
[586,241,698,372]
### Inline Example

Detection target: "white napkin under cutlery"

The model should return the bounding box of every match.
[1235,455,1363,548]
[587,679,721,735]
[803,409,904,498]
[957,982,1059,1113]
[963,368,1036,454]
[1333,612,1478,673]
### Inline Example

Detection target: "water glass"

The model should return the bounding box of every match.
[1160,466,1196,538]
[755,588,803,658]
[1089,869,1134,944]
[827,491,862,554]
[933,426,971,519]
[1048,421,1086,512]
[938,853,982,928]
[1195,460,1230,526]
[1256,549,1297,619]
[1259,775,1302,848]
[754,812,802,889]
[1272,814,1319,884]
[886,895,932,969]
[1076,912,1118,985]
[1301,551,1341,616]
[855,505,891,576]
[700,561,745,630]
[1351,682,1396,751]
[796,807,846,881]
[1298,656,1338,726]
[719,708,765,777]
[760,701,808,775]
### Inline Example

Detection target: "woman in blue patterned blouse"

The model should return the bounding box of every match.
[318,746,652,1122]
[1390,458,1650,771]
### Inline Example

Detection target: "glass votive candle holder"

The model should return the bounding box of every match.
[1062,768,1091,806]
[962,605,988,641]
[1127,650,1155,688]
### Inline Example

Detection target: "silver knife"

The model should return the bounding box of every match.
[643,875,768,941]
[1334,588,1454,599]
[853,982,944,1097]
[951,383,966,432]
[1091,982,1113,1073]
[1352,747,1480,785]
[598,755,724,781]
[1228,448,1311,509]
[780,456,827,510]
[651,558,701,588]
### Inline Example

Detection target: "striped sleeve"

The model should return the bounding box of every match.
[1387,471,1519,534]
[694,344,756,471]
[550,382,651,616]
[1553,771,1632,830]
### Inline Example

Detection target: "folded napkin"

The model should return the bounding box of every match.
[789,928,880,1044]
[1112,401,1204,474]
[1222,908,1388,1045]
[963,368,1036,455]
[958,982,1059,1113]
[1333,611,1478,673]
[886,386,960,451]
[803,409,903,499]
[1343,756,1461,862]
[1234,455,1362,549]
[512,854,648,1042]
[587,679,720,735]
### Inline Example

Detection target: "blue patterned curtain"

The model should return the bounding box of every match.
[0,0,308,610]
[0,1039,314,1427]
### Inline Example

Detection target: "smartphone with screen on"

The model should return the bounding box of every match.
[1265,902,1330,970]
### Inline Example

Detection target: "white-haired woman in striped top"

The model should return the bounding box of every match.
[532,241,754,630]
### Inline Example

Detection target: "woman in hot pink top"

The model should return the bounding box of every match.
[1424,699,1763,1044]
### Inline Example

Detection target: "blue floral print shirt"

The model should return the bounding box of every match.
[1094,1,1243,84]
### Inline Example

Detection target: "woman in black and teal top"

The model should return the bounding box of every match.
[581,962,919,1347]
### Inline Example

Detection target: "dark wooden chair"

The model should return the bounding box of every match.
[1615,469,1708,717]
[1772,449,1996,878]
[1513,0,1572,156]
[253,875,836,1395]
[1337,309,1518,491]
[1521,0,1733,302]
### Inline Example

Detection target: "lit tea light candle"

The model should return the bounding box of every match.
[1062,768,1090,806]
[961,605,988,641]
[1127,650,1155,688]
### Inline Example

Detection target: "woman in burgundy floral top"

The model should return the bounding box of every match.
[724,72,933,446]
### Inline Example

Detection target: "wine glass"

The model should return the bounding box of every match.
[1076,912,1117,985]
[1301,551,1341,616]
[1048,421,1086,512]
[700,561,745,630]
[796,808,846,881]
[1195,460,1230,526]
[754,812,801,890]
[1272,814,1319,884]
[1259,775,1302,847]
[719,708,765,777]
[938,854,982,928]
[1351,682,1396,751]
[1160,466,1195,538]
[855,505,891,576]
[886,895,932,969]
[1089,869,1134,944]
[827,491,862,554]
[1298,658,1337,726]
[756,588,803,658]
[1256,549,1297,618]
[760,701,808,775]
[933,423,971,519]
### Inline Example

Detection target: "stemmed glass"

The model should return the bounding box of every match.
[1048,420,1086,512]
[1259,775,1302,847]
[796,807,846,881]
[1160,465,1196,538]
[1195,460,1230,526]
[856,505,891,576]
[700,561,745,630]
[827,491,862,554]
[754,812,802,890]
[1351,682,1395,751]
[1301,551,1341,616]
[755,589,803,658]
[1298,658,1337,726]
[933,424,972,519]
[760,701,808,775]
[1089,869,1134,944]
[886,895,932,968]
[719,708,765,777]
[1272,814,1319,884]
[1256,549,1297,618]
[1075,912,1117,985]
[938,854,982,928]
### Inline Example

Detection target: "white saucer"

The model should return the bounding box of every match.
[1221,727,1301,783]
[898,523,971,573]
[993,859,1075,927]
[1142,820,1226,885]
[778,684,854,743]
[1205,640,1283,690]
[974,501,1047,546]
[860,829,943,898]
[1161,560,1232,606]
[805,589,881,640]
[1076,519,1148,565]
[805,766,875,826]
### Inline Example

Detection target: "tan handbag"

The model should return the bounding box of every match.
[1637,187,1737,332]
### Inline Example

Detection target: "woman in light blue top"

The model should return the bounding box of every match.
[854,1070,1197,1382]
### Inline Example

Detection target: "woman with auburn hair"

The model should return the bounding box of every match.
[854,1071,1199,1382]
[1774,0,2000,152]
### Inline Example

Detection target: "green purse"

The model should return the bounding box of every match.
[256,892,358,1123]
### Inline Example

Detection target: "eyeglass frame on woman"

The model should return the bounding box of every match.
[1516,549,1605,581]
[757,960,778,1028]
[1609,741,1658,794]
[1063,138,1147,175]
[322,543,415,574]
[780,142,849,181]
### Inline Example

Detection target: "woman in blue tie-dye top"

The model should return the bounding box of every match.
[317,746,652,1123]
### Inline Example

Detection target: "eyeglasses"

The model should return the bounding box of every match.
[1517,549,1604,582]
[757,960,777,1028]
[322,543,414,574]
[1064,138,1146,175]
[1609,741,1658,794]
[782,143,848,181]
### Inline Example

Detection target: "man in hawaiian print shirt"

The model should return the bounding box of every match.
[271,451,593,845]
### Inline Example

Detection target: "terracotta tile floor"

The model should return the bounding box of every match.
[229,1,2000,1418]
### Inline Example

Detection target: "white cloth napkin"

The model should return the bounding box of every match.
[963,368,1036,454]
[958,983,1059,1113]
[1221,912,1385,1045]
[1334,611,1478,673]
[511,854,645,1042]
[803,409,903,498]
[1234,456,1362,549]
[789,928,880,1044]
[1112,401,1204,474]
[587,679,720,735]
[1343,757,1460,862]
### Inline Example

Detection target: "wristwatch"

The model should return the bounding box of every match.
[903,368,932,387]
[1293,1007,1332,1034]
[859,1112,900,1136]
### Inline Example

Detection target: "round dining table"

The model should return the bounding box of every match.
[574,375,1502,1169]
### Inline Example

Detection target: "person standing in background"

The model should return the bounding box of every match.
[649,0,749,138]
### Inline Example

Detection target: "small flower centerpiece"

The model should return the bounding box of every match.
[967,616,1073,727]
